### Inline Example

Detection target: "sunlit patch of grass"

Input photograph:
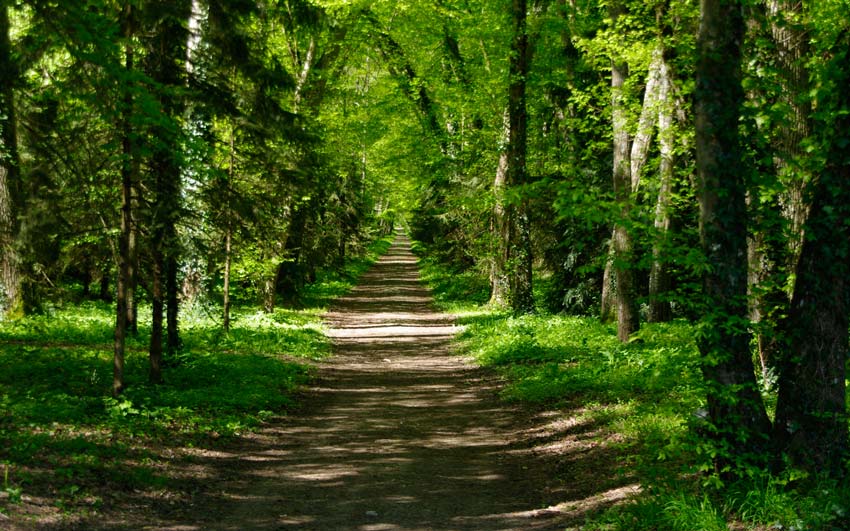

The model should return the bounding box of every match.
[419,257,850,531]
[416,257,491,314]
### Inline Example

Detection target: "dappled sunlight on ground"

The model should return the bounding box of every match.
[80,236,635,531]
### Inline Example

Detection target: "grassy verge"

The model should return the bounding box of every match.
[420,255,850,531]
[0,234,394,523]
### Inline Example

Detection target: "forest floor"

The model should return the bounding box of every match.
[12,236,635,530]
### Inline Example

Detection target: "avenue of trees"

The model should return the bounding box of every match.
[0,0,847,483]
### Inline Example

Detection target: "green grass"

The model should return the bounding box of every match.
[419,255,850,531]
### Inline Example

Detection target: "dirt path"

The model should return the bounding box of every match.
[84,236,634,531]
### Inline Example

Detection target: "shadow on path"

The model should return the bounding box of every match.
[85,236,636,531]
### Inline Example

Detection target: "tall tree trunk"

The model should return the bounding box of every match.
[648,53,675,323]
[0,3,22,318]
[610,53,638,342]
[114,1,135,396]
[149,251,163,383]
[773,34,850,475]
[223,122,236,332]
[505,0,533,314]
[145,0,190,373]
[606,5,645,341]
[695,0,771,469]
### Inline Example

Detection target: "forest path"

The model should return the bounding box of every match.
[108,235,633,531]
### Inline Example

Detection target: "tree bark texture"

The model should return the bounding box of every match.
[695,0,771,465]
[0,4,22,317]
[747,0,814,382]
[606,3,642,341]
[505,0,533,314]
[648,52,675,323]
[773,33,850,475]
[490,110,510,307]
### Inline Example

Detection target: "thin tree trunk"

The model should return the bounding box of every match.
[695,0,771,469]
[223,123,235,333]
[127,178,139,335]
[114,1,134,396]
[144,0,190,369]
[166,228,179,353]
[629,46,663,191]
[149,252,163,383]
[223,226,231,331]
[490,110,510,307]
[610,24,638,341]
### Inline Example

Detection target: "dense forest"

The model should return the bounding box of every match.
[1,0,848,528]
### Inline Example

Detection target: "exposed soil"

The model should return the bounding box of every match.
[10,236,636,531]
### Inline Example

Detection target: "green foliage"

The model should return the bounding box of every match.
[416,251,491,313]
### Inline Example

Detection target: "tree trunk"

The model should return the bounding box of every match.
[149,252,163,383]
[695,0,771,468]
[262,277,275,314]
[113,1,135,396]
[747,0,813,382]
[773,35,850,475]
[609,17,639,341]
[127,178,139,335]
[505,0,533,314]
[0,4,22,318]
[648,53,675,323]
[166,228,179,353]
[767,0,811,260]
[490,111,510,307]
[144,0,190,372]
[223,225,231,331]
[223,123,235,333]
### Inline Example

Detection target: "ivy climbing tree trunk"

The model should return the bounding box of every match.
[773,33,850,475]
[695,0,771,469]
[503,0,534,314]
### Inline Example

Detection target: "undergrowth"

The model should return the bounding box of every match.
[420,253,850,531]
[0,234,393,521]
